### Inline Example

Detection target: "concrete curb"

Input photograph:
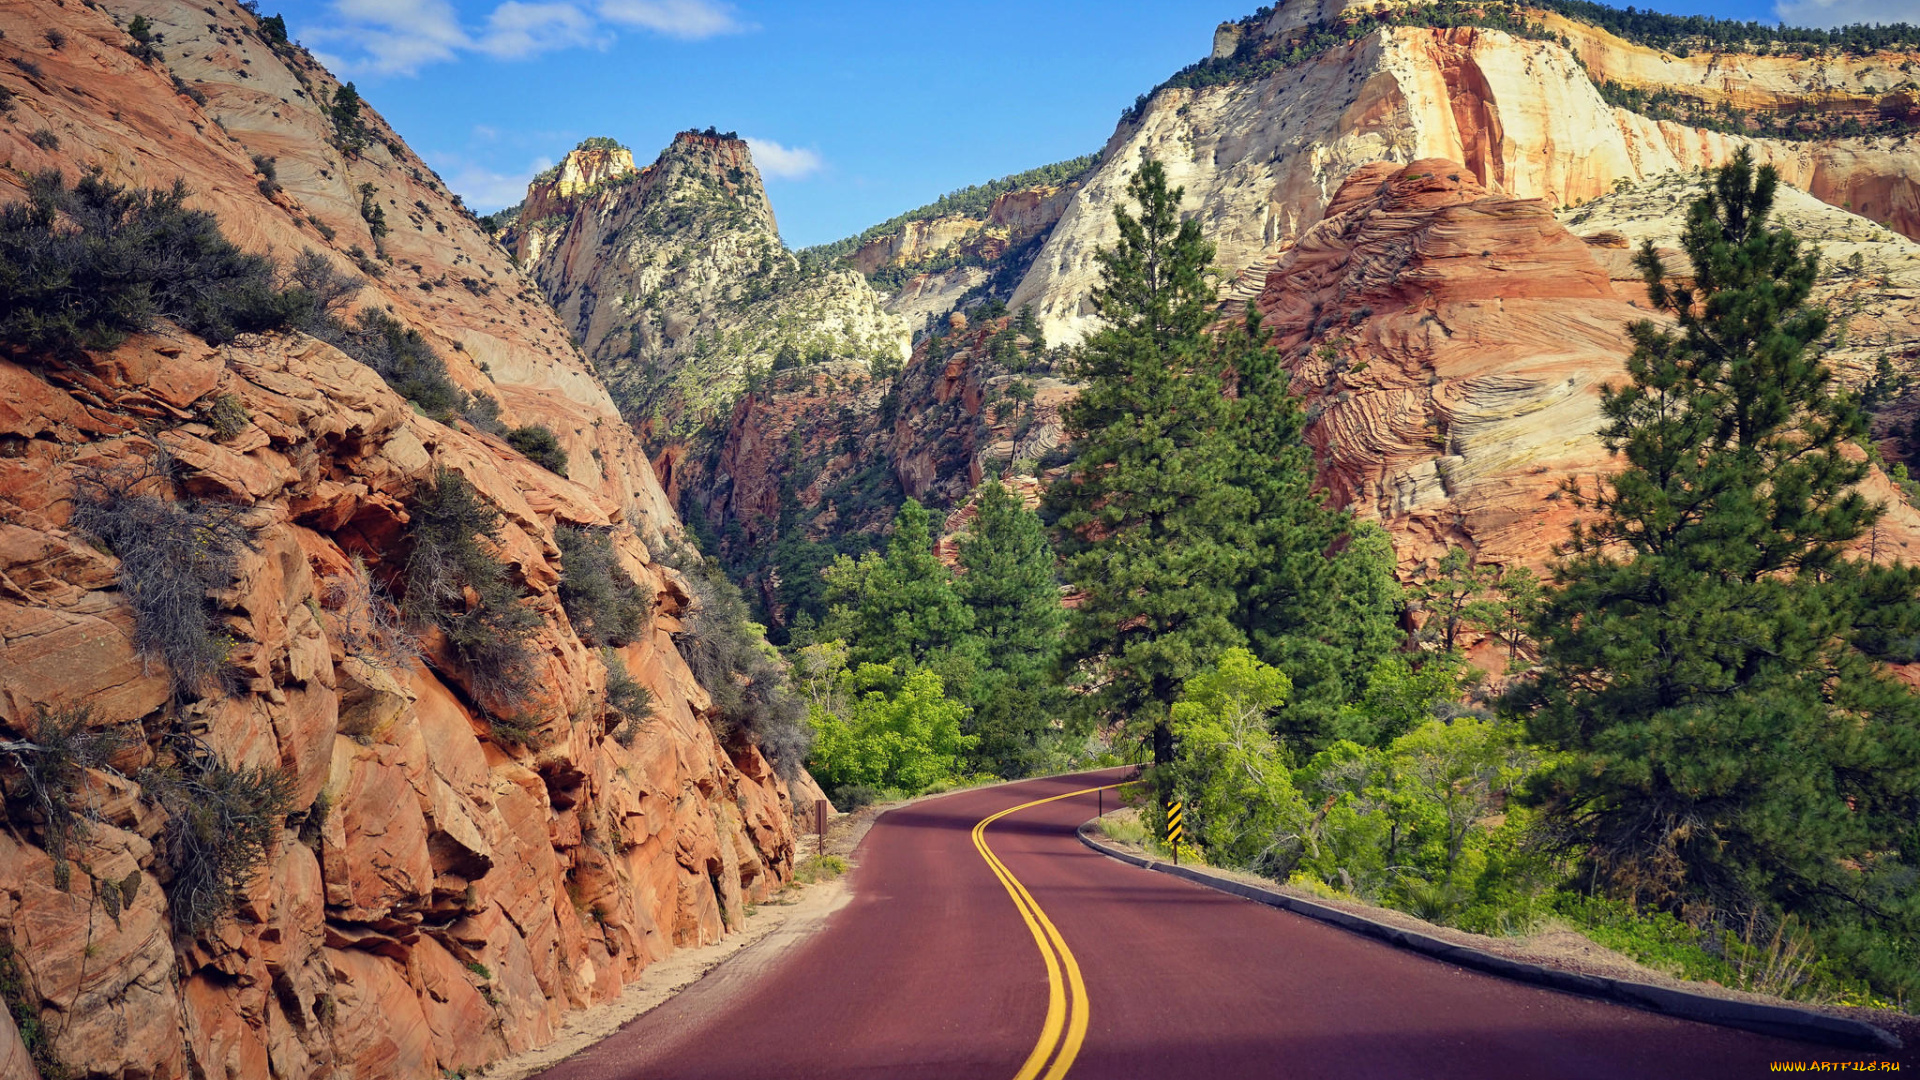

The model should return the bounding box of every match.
[1076,823,1902,1054]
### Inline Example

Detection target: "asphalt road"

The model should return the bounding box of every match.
[537,769,1911,1079]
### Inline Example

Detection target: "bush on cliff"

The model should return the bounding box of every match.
[401,469,544,727]
[70,457,252,699]
[556,525,649,646]
[507,423,569,477]
[660,541,811,775]
[143,745,295,938]
[0,170,307,360]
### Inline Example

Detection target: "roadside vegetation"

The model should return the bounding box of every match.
[787,151,1919,1012]
[1084,151,1919,1010]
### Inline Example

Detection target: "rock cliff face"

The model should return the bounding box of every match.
[1010,0,1920,346]
[850,182,1082,332]
[1251,159,1920,573]
[507,133,910,442]
[0,3,799,1078]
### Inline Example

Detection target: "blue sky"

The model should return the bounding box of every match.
[280,0,1914,248]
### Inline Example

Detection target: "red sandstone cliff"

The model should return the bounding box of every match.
[0,2,800,1077]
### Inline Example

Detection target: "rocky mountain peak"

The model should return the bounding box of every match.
[546,138,638,197]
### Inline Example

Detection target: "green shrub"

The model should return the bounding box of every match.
[557,526,648,646]
[659,542,810,774]
[506,424,568,476]
[805,661,974,798]
[305,308,464,418]
[70,458,251,698]
[603,649,655,748]
[204,392,249,440]
[0,170,308,359]
[401,469,543,722]
[143,747,294,938]
[0,704,131,891]
[791,854,847,884]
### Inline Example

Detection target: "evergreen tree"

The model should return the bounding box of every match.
[1522,151,1920,975]
[956,481,1070,775]
[821,499,977,679]
[1219,305,1402,742]
[1046,159,1251,762]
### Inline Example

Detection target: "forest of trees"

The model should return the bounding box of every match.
[757,151,1920,1009]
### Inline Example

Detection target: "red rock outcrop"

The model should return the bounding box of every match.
[0,2,802,1077]
[1253,159,1920,573]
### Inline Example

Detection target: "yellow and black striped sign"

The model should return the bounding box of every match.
[1166,800,1184,844]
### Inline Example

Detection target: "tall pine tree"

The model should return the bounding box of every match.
[956,481,1071,775]
[1523,151,1920,983]
[1046,160,1252,762]
[1218,305,1402,744]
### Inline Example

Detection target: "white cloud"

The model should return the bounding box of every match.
[430,153,555,211]
[303,0,469,75]
[596,0,748,39]
[306,0,739,75]
[475,2,599,59]
[1774,0,1918,25]
[745,138,822,180]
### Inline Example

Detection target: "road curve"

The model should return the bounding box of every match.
[536,769,1909,1079]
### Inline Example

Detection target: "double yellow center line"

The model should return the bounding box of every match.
[970,783,1122,1080]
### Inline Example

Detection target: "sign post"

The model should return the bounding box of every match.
[814,798,828,858]
[1166,800,1184,866]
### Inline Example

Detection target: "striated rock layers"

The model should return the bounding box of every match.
[1252,159,1920,573]
[0,2,801,1077]
[1011,0,1920,346]
[506,134,909,442]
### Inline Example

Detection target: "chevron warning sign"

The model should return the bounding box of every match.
[1166,800,1184,864]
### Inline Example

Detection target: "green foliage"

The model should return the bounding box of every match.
[402,470,544,723]
[70,458,250,699]
[1410,547,1494,654]
[822,500,978,678]
[954,482,1073,777]
[144,747,295,938]
[329,82,368,153]
[506,424,569,476]
[306,308,469,419]
[791,854,848,884]
[602,649,656,748]
[0,170,310,359]
[258,12,288,44]
[661,542,811,774]
[1519,150,1920,999]
[1046,159,1249,763]
[204,392,250,441]
[556,526,649,646]
[805,661,975,797]
[1331,653,1469,746]
[1223,305,1402,744]
[1161,649,1312,876]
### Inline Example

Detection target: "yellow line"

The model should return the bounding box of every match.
[972,782,1124,1080]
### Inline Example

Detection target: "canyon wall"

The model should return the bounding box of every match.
[1010,3,1920,346]
[1254,158,1920,574]
[0,2,800,1077]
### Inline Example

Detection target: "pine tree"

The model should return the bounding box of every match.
[956,481,1069,775]
[1219,305,1402,743]
[821,500,977,678]
[1523,151,1920,972]
[1046,159,1251,762]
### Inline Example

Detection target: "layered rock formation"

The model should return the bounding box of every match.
[1010,0,1920,345]
[1252,159,1920,572]
[0,2,802,1077]
[505,133,910,441]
